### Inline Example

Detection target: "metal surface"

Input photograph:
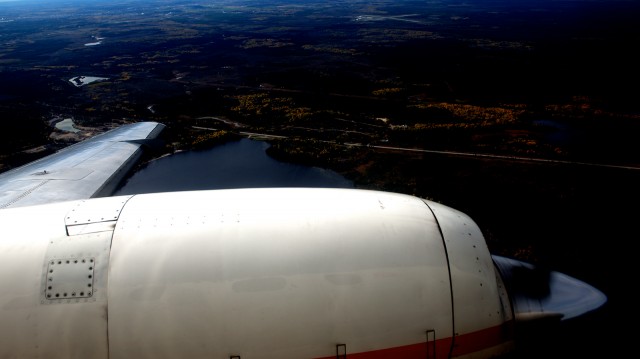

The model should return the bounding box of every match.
[425,200,515,358]
[0,185,606,358]
[492,255,607,321]
[65,196,132,235]
[44,258,95,300]
[0,121,164,209]
[425,200,512,334]
[0,200,112,359]
[107,188,454,358]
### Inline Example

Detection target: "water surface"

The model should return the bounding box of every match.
[114,138,353,195]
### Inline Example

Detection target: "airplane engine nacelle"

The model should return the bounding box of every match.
[0,188,518,359]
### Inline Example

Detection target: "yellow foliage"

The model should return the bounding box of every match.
[286,107,312,122]
[231,94,303,120]
[415,103,524,124]
[191,130,232,148]
[372,88,404,96]
[231,93,270,115]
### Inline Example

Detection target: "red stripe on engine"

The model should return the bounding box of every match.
[314,321,514,359]
[314,339,451,359]
[451,320,515,357]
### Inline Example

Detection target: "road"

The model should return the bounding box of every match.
[193,125,640,171]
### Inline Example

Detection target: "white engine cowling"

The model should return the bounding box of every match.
[0,188,603,358]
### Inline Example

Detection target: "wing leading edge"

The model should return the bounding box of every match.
[0,121,165,209]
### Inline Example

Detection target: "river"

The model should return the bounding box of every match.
[113,138,353,195]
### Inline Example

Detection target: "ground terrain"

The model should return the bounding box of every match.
[0,1,638,356]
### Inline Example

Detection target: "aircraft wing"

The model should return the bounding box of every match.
[0,121,165,209]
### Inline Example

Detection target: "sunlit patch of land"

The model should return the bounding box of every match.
[69,76,109,87]
[84,36,105,46]
[54,118,80,133]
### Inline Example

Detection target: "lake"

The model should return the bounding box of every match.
[113,138,354,195]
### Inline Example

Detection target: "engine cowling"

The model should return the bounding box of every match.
[0,188,603,358]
